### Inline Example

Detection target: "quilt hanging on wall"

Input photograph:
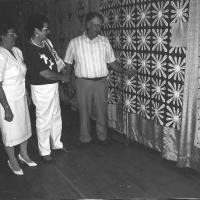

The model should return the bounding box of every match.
[100,0,190,130]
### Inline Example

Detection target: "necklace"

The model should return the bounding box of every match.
[31,38,44,48]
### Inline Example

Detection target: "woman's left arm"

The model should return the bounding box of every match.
[0,82,14,122]
[25,87,32,106]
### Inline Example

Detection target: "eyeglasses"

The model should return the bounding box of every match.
[8,32,17,37]
[42,27,50,32]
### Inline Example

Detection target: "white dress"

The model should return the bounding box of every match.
[0,46,32,147]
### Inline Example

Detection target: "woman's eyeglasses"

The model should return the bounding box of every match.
[42,27,50,33]
[8,32,17,37]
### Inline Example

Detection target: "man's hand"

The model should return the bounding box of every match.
[123,68,137,77]
[68,82,76,98]
[108,61,137,77]
[61,75,70,83]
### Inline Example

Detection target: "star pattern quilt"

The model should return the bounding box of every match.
[100,0,190,130]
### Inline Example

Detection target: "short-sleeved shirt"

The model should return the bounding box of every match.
[64,33,116,78]
[24,42,58,85]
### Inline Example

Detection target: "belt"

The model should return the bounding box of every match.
[75,76,106,81]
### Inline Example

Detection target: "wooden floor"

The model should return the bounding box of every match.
[0,104,200,200]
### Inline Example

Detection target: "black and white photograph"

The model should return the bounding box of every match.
[0,0,199,199]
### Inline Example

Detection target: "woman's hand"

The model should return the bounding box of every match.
[4,106,14,122]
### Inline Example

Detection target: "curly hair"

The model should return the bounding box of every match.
[25,14,49,39]
[0,20,15,42]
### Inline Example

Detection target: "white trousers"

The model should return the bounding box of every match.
[31,83,63,156]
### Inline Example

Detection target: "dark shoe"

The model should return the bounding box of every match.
[97,139,109,146]
[53,147,70,154]
[77,141,91,149]
[41,155,54,164]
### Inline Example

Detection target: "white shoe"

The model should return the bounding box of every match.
[8,160,23,175]
[18,154,37,167]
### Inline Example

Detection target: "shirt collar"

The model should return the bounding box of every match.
[82,32,101,42]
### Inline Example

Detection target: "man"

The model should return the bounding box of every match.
[64,12,135,146]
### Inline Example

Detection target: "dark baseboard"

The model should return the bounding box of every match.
[108,128,129,145]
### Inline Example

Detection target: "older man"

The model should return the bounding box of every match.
[64,12,135,146]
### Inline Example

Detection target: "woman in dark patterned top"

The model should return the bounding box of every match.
[24,14,69,163]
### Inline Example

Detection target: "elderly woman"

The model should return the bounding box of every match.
[24,14,69,163]
[0,21,37,175]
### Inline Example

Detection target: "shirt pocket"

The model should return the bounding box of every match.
[95,41,107,62]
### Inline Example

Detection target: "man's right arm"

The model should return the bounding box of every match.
[63,39,75,80]
[62,63,73,81]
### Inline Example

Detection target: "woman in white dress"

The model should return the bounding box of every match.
[0,22,37,175]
